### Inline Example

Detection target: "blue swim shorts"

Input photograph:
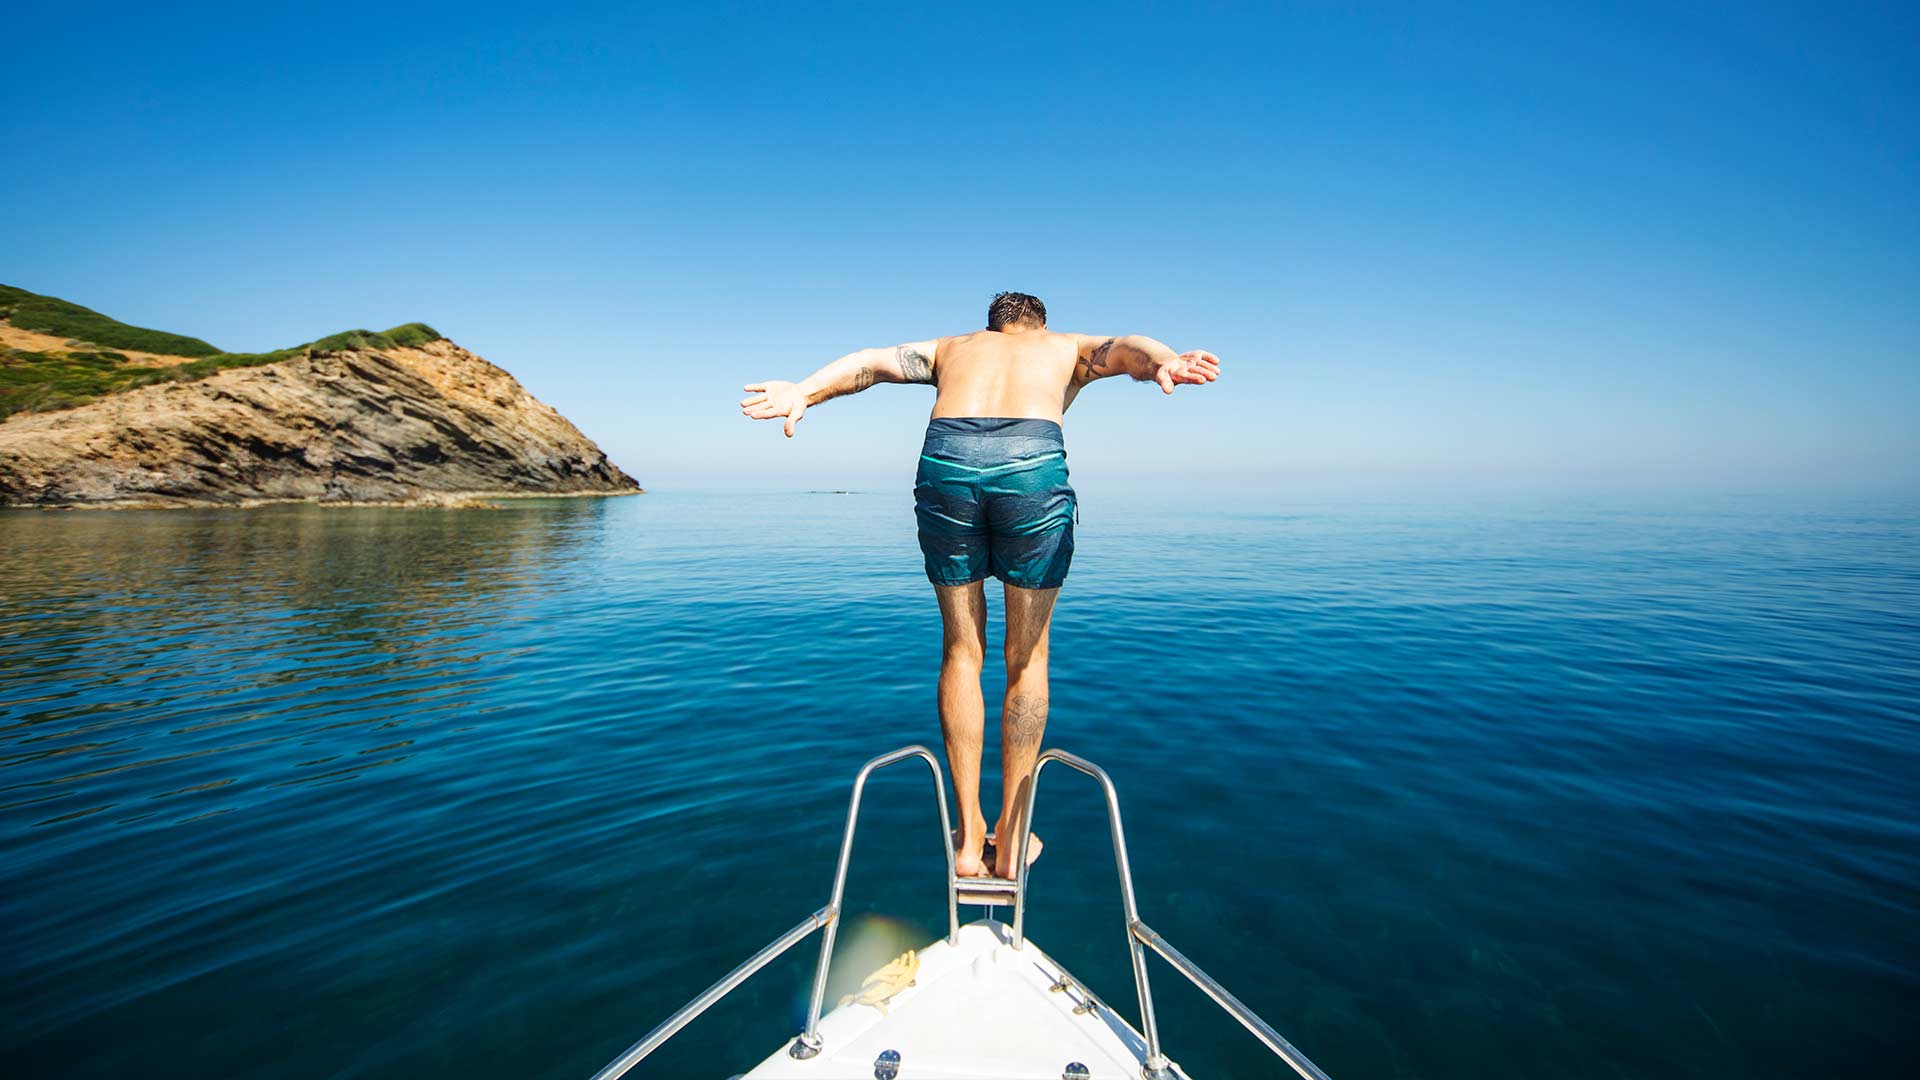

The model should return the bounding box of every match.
[913,417,1076,590]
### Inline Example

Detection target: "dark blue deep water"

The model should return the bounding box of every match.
[3,492,1915,1078]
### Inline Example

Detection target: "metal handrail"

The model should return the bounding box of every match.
[1010,748,1173,1078]
[586,906,834,1080]
[792,744,958,1057]
[1010,748,1332,1080]
[587,745,956,1079]
[1132,920,1334,1080]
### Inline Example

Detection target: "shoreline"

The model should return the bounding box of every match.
[2,488,645,512]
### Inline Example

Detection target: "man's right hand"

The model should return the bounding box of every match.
[741,380,809,437]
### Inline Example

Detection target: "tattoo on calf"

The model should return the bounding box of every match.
[1005,693,1049,748]
[895,345,934,384]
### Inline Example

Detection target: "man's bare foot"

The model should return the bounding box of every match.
[951,827,989,878]
[988,829,1044,879]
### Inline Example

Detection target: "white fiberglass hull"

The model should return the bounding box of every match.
[743,919,1189,1080]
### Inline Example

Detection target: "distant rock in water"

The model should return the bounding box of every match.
[0,286,640,507]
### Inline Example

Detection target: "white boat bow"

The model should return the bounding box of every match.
[586,746,1331,1080]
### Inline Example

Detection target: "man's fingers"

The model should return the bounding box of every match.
[1178,351,1221,381]
[740,393,767,407]
[743,382,767,393]
[1156,368,1176,394]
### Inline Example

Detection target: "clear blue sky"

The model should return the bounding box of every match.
[6,2,1916,494]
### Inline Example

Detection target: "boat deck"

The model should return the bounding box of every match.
[743,919,1187,1080]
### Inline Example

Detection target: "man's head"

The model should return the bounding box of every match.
[987,291,1047,332]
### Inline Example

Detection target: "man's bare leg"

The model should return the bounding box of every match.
[993,582,1059,878]
[935,582,991,877]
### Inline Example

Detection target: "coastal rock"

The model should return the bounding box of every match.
[0,339,640,507]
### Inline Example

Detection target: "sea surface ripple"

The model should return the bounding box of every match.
[2,491,1915,1078]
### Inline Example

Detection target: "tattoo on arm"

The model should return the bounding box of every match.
[895,345,934,385]
[852,365,875,392]
[1004,693,1049,749]
[1075,338,1115,384]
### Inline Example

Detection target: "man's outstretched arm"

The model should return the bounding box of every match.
[741,339,939,437]
[1066,334,1220,408]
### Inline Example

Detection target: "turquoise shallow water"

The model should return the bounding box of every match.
[2,491,1916,1079]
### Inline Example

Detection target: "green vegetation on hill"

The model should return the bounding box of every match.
[0,284,221,358]
[0,284,443,420]
[216,323,443,361]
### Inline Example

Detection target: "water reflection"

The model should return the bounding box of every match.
[0,501,606,820]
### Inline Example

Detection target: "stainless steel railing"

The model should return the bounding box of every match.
[587,743,1332,1080]
[1010,748,1171,1076]
[585,907,834,1080]
[1131,920,1334,1080]
[587,745,956,1080]
[790,745,958,1058]
[1009,747,1333,1080]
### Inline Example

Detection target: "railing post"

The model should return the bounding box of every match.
[789,745,957,1060]
[1010,749,1174,1080]
[586,907,833,1080]
[1130,920,1334,1080]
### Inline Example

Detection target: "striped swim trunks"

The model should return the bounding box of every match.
[913,417,1076,590]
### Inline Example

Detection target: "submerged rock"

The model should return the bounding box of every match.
[0,339,640,508]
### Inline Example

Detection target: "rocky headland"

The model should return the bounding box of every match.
[0,285,639,508]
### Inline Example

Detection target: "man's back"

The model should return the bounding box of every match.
[929,329,1079,422]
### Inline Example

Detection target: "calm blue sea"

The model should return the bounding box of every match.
[2,491,1915,1079]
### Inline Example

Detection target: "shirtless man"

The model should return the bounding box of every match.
[740,292,1220,878]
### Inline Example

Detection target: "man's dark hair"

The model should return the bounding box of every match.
[987,291,1047,331]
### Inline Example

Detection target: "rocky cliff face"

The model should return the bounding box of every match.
[0,339,640,507]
